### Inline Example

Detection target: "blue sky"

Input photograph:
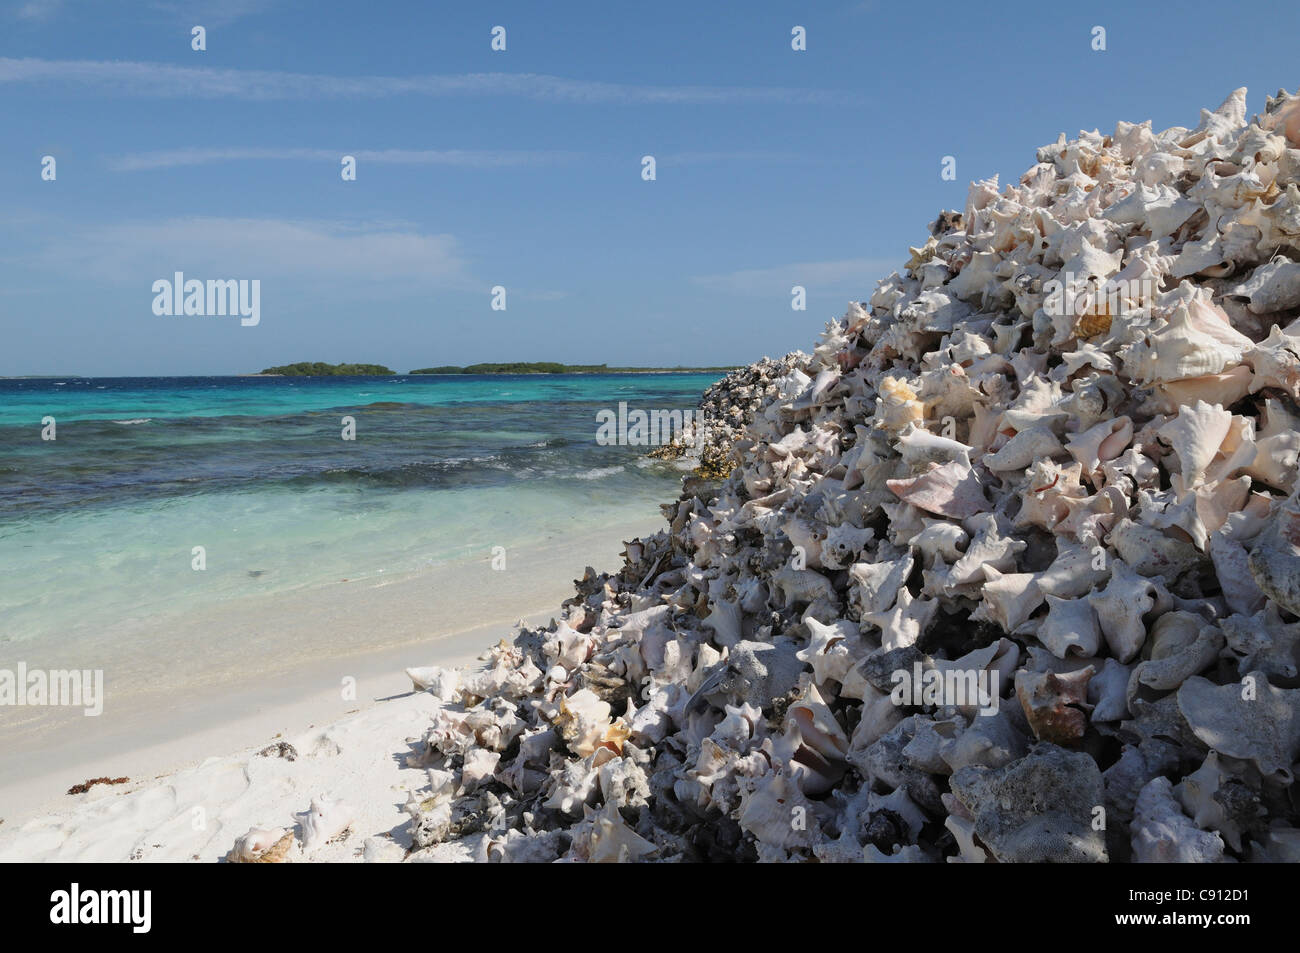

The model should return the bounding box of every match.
[2,0,1299,376]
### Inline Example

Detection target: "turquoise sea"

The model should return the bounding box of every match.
[0,373,720,649]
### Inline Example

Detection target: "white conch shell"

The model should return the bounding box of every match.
[296,796,357,853]
[1089,559,1157,662]
[983,426,1063,472]
[578,801,657,863]
[1157,400,1232,490]
[458,748,501,795]
[944,815,989,863]
[1088,657,1132,723]
[1127,612,1223,703]
[543,620,594,673]
[1230,260,1300,313]
[702,597,744,648]
[1033,541,1110,599]
[1246,325,1300,397]
[405,665,460,700]
[847,552,913,616]
[226,827,293,863]
[554,688,618,757]
[895,425,972,468]
[820,523,874,569]
[861,587,938,651]
[1248,483,1300,614]
[1262,88,1300,145]
[782,694,850,796]
[907,519,968,565]
[946,514,1026,588]
[1065,416,1132,475]
[971,567,1041,632]
[848,685,906,755]
[1175,752,1250,852]
[1209,534,1267,616]
[875,376,925,432]
[1036,594,1101,659]
[737,773,817,850]
[1147,366,1252,416]
[796,618,860,685]
[788,683,850,761]
[1244,398,1300,489]
[1122,297,1249,384]
[1131,776,1225,863]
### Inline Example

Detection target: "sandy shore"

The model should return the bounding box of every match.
[0,517,658,860]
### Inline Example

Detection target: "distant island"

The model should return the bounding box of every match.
[259,362,396,376]
[253,361,739,377]
[408,362,739,375]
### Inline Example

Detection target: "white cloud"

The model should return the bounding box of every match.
[108,147,581,172]
[13,0,63,20]
[22,217,471,286]
[0,57,861,105]
[692,258,898,296]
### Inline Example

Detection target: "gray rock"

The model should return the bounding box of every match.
[951,744,1108,862]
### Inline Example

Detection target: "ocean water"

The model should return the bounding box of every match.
[0,373,719,654]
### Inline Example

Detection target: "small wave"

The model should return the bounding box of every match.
[111,418,152,425]
[571,465,626,481]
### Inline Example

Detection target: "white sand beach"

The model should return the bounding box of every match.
[0,518,658,861]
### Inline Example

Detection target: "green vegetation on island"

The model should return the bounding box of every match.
[255,361,739,377]
[408,362,739,375]
[259,362,396,376]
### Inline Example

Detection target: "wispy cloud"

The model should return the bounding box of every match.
[692,258,898,296]
[0,57,861,105]
[107,146,830,173]
[20,217,471,286]
[10,0,273,26]
[12,0,63,20]
[108,147,582,172]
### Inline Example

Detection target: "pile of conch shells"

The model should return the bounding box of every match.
[650,356,802,479]
[400,87,1300,863]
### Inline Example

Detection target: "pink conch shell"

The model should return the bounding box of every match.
[886,459,988,518]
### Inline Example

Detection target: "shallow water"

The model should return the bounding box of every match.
[0,373,717,655]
